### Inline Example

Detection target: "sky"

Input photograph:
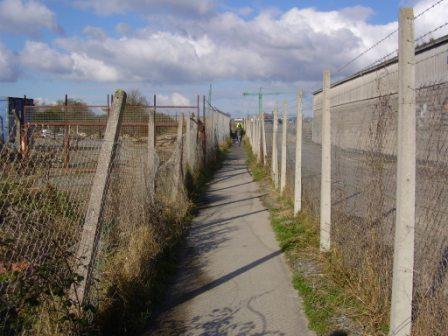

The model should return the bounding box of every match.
[0,0,447,116]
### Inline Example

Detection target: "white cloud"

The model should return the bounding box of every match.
[414,0,448,42]
[70,53,119,82]
[20,41,119,82]
[21,41,73,74]
[0,0,61,36]
[14,0,447,86]
[15,6,397,84]
[157,92,191,105]
[0,43,19,81]
[34,97,57,106]
[74,0,214,17]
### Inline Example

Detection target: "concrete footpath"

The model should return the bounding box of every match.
[146,145,314,336]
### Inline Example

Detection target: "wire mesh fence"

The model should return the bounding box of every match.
[245,7,448,335]
[0,92,230,335]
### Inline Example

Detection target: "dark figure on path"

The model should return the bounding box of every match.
[236,124,243,146]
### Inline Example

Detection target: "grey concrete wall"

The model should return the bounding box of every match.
[312,41,448,162]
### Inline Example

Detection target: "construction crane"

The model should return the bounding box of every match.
[242,88,284,116]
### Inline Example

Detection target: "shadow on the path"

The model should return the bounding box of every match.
[149,305,286,336]
[208,180,255,192]
[198,194,268,210]
[165,250,282,311]
[209,171,248,185]
[192,209,269,232]
[189,225,237,258]
[218,165,248,173]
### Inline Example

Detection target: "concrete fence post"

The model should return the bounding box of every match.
[258,115,263,163]
[253,117,256,149]
[248,118,252,146]
[175,113,184,194]
[253,118,256,149]
[191,114,198,171]
[210,108,215,155]
[294,90,303,216]
[255,115,263,162]
[250,118,254,148]
[272,103,279,189]
[280,100,287,193]
[256,116,261,161]
[390,8,416,336]
[261,112,267,165]
[202,96,207,166]
[186,112,192,169]
[320,70,331,252]
[72,89,127,304]
[147,109,156,198]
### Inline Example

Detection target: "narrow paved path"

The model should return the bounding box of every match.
[147,145,314,336]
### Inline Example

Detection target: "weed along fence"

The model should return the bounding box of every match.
[246,7,448,336]
[0,90,230,335]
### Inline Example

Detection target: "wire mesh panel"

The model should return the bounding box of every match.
[1,104,110,335]
[312,15,448,334]
[412,79,448,335]
[251,8,448,333]
[0,95,229,335]
[204,100,231,161]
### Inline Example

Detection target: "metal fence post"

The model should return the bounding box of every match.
[272,103,279,189]
[280,100,287,193]
[390,8,416,336]
[294,90,303,215]
[72,89,126,304]
[320,70,331,252]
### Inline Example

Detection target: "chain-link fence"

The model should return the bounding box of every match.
[245,9,448,335]
[0,92,230,335]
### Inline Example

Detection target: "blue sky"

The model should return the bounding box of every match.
[0,0,445,116]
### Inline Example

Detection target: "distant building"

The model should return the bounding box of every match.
[0,97,34,144]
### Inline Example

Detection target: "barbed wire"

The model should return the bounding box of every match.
[335,0,447,76]
[415,0,448,19]
[353,48,399,76]
[335,30,398,74]
[415,21,448,44]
